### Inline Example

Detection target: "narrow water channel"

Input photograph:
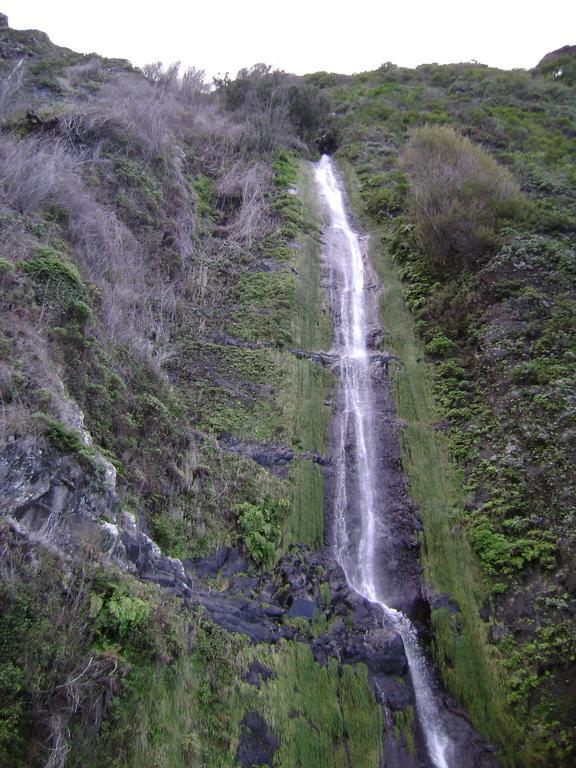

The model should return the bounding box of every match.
[314,155,452,768]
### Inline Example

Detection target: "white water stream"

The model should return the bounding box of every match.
[314,155,452,768]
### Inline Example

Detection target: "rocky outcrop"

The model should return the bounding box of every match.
[0,437,127,563]
[217,434,329,476]
[236,711,279,767]
[535,44,576,69]
[0,434,497,767]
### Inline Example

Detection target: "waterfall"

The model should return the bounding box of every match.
[314,155,452,768]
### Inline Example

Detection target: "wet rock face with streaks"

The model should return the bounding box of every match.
[329,355,425,615]
[186,542,412,679]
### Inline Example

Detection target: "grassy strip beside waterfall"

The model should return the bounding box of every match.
[272,156,333,548]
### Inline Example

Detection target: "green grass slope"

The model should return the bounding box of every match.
[323,49,576,766]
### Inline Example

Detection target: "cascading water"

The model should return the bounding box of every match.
[314,155,452,768]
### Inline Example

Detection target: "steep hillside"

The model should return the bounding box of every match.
[0,18,372,768]
[315,49,576,765]
[1,11,575,768]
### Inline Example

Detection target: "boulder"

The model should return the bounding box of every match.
[287,597,317,619]
[236,711,279,767]
[344,627,408,676]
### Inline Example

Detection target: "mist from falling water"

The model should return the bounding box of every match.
[314,155,452,768]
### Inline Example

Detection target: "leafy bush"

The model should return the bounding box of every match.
[425,332,454,356]
[33,413,95,463]
[21,246,86,318]
[90,589,151,643]
[234,500,282,564]
[362,170,408,220]
[510,361,554,386]
[401,125,524,270]
[471,516,556,576]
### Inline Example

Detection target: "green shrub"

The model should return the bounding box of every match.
[510,360,554,386]
[115,158,161,202]
[33,413,82,450]
[470,516,556,576]
[425,333,454,356]
[33,413,95,463]
[70,299,92,323]
[0,661,26,766]
[91,590,151,643]
[234,500,282,564]
[401,125,524,270]
[21,246,86,317]
[362,171,408,220]
[22,246,82,289]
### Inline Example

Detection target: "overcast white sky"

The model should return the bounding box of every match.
[4,1,575,79]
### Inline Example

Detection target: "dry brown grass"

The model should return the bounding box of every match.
[0,135,79,214]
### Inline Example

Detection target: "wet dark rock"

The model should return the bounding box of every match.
[253,446,294,468]
[218,435,329,476]
[438,695,502,768]
[366,328,384,350]
[235,711,279,767]
[406,596,431,629]
[490,623,508,643]
[344,628,408,676]
[430,594,461,615]
[228,574,259,594]
[218,436,295,475]
[287,597,317,619]
[351,598,374,623]
[220,548,251,576]
[290,348,338,367]
[243,660,275,688]
[185,546,229,576]
[185,588,288,643]
[375,676,414,710]
[311,637,337,666]
[187,546,250,579]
